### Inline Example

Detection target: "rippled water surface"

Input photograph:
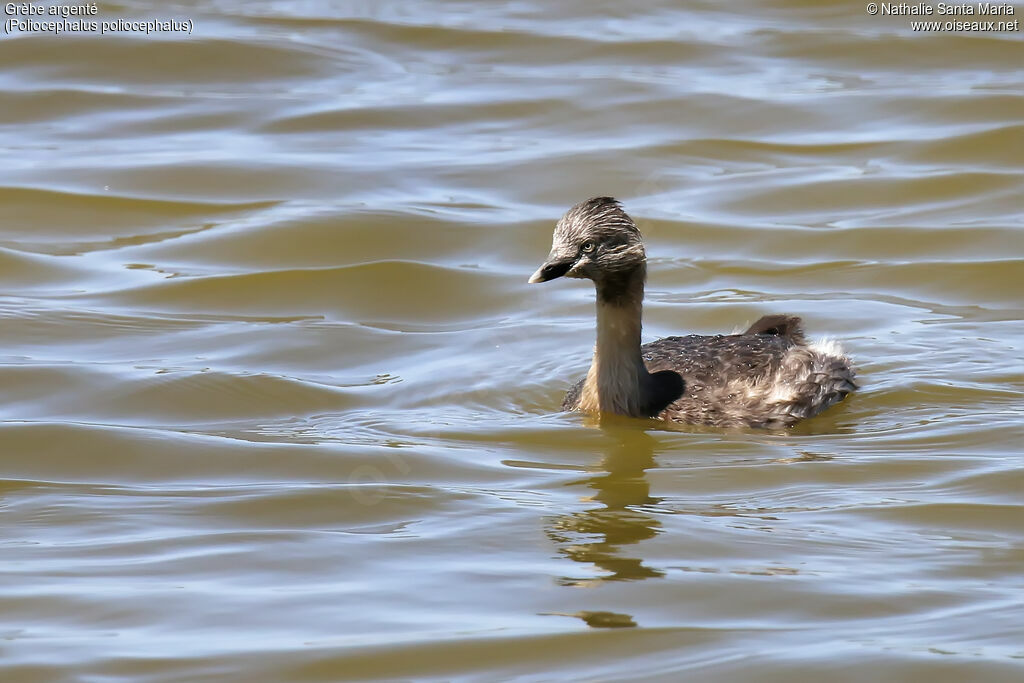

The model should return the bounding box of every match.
[2,1,1023,680]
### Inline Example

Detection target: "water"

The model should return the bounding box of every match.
[1,1,1022,680]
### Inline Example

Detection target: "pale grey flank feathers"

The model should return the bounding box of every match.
[529,197,857,429]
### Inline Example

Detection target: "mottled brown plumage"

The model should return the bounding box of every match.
[531,197,857,429]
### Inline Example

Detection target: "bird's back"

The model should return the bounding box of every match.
[564,315,856,428]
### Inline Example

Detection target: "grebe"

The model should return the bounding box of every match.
[529,197,856,428]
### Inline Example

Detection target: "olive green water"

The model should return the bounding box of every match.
[1,1,1023,681]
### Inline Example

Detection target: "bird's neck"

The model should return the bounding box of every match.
[579,265,649,417]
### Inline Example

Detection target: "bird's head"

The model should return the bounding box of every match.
[529,197,646,288]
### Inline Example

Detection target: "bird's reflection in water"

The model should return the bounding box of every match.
[547,419,664,586]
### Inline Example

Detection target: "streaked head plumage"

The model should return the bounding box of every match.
[529,197,646,285]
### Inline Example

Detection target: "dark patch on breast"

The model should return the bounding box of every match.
[641,370,684,417]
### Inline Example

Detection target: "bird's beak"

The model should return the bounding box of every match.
[528,255,575,283]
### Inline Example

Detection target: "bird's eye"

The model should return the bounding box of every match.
[581,241,596,253]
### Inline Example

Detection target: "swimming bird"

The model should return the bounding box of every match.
[529,197,856,428]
